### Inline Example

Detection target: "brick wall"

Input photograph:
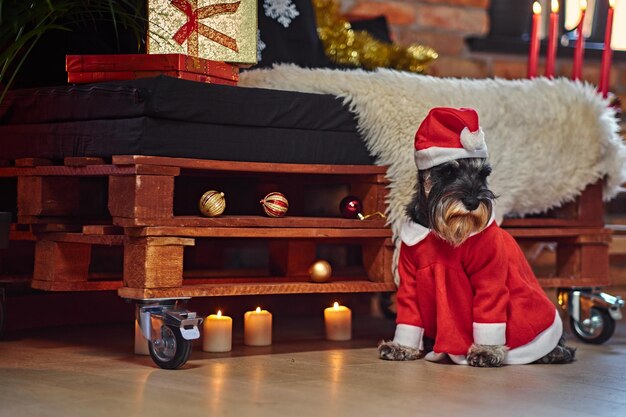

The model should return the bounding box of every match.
[341,0,626,105]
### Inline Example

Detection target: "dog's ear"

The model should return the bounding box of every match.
[406,171,429,226]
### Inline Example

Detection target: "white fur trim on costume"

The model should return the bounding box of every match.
[505,310,563,365]
[415,146,489,170]
[473,322,506,345]
[393,324,424,350]
[460,127,486,151]
[399,219,430,246]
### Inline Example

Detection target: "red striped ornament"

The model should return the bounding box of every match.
[260,192,289,217]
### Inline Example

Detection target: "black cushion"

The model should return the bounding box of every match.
[0,76,373,165]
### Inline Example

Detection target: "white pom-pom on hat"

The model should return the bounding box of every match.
[460,127,486,151]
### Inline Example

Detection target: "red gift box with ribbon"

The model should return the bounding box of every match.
[66,54,239,85]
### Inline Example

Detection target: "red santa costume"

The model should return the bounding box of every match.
[392,107,563,365]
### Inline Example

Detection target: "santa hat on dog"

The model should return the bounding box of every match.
[414,107,488,170]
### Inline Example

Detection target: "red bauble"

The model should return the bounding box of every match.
[260,192,289,217]
[339,195,363,219]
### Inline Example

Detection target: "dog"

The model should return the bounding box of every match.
[378,107,575,367]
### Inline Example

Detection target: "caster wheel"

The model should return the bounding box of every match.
[149,324,192,369]
[570,308,616,345]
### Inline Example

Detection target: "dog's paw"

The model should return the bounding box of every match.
[378,340,424,361]
[466,344,508,367]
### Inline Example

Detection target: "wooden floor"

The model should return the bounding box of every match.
[0,314,625,417]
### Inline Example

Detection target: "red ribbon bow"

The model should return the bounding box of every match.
[171,0,240,54]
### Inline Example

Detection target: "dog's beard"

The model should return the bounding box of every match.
[433,198,491,246]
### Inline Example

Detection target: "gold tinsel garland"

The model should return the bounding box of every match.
[313,0,438,73]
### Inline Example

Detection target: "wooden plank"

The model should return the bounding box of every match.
[537,276,611,288]
[31,224,83,233]
[31,279,122,291]
[113,215,388,229]
[64,157,106,167]
[112,155,388,176]
[503,218,603,228]
[117,280,397,299]
[505,227,612,238]
[18,176,79,216]
[557,241,610,285]
[108,175,175,219]
[0,167,21,177]
[17,215,112,225]
[15,158,53,167]
[362,240,394,283]
[8,164,178,177]
[610,236,626,255]
[126,226,393,238]
[123,237,194,289]
[268,240,316,277]
[82,225,124,235]
[8,230,35,241]
[33,240,91,282]
[37,233,125,246]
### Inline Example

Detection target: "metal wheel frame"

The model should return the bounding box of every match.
[134,299,202,369]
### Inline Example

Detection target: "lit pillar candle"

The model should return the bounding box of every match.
[545,0,560,78]
[134,319,150,356]
[324,302,352,341]
[572,0,587,80]
[599,0,615,97]
[244,307,272,346]
[203,310,233,353]
[528,2,542,78]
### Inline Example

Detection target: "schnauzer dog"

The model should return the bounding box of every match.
[378,107,575,367]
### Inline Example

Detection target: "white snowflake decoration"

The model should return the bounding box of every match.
[263,0,300,28]
[257,30,267,62]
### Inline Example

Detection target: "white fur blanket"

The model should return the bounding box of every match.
[240,65,626,280]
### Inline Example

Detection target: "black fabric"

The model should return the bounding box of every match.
[0,116,373,165]
[349,16,393,44]
[255,0,331,69]
[0,76,358,133]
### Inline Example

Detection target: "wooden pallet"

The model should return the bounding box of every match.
[2,156,393,299]
[0,156,613,298]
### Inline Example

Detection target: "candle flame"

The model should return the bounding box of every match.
[333,302,339,309]
[217,310,222,317]
[609,0,615,8]
[533,1,542,14]
[580,0,587,11]
[551,0,559,13]
[256,307,261,313]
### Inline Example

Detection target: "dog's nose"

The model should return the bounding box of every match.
[462,197,480,211]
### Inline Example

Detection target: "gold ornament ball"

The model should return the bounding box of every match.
[308,260,332,283]
[199,190,226,217]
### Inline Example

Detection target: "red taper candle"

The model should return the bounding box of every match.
[545,0,560,78]
[528,2,542,78]
[572,1,587,80]
[599,0,615,98]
